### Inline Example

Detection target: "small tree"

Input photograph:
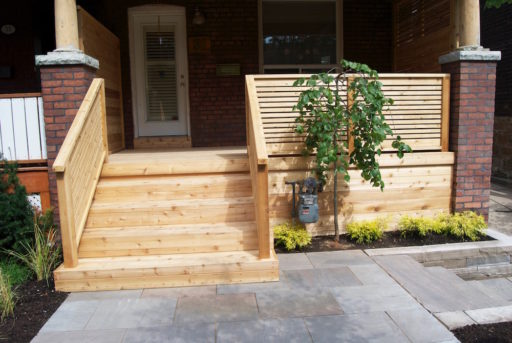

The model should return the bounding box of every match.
[293,60,411,241]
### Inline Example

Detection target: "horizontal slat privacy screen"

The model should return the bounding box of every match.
[144,26,178,122]
[251,74,447,155]
[0,96,47,161]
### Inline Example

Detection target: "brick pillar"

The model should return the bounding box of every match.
[36,50,99,224]
[439,50,501,220]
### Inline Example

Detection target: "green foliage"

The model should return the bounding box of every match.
[6,222,61,283]
[0,156,34,253]
[274,222,312,251]
[293,60,411,240]
[485,0,512,8]
[437,211,487,241]
[346,217,387,244]
[0,268,15,321]
[0,259,31,286]
[398,212,486,241]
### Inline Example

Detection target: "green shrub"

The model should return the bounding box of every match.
[0,156,34,253]
[6,222,61,283]
[346,218,387,244]
[0,268,15,321]
[437,211,486,241]
[274,222,312,251]
[398,215,440,238]
[0,259,31,286]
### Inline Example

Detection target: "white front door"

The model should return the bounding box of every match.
[129,6,189,137]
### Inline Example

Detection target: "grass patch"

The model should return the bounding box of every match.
[0,259,31,287]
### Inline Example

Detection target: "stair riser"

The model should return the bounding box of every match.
[79,232,259,257]
[94,180,252,202]
[86,204,255,228]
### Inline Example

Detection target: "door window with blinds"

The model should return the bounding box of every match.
[129,6,189,137]
[261,0,340,74]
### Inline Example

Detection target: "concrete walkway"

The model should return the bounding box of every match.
[34,249,511,343]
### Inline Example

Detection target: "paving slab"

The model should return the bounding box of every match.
[217,272,289,294]
[387,308,457,343]
[467,278,512,302]
[67,290,142,302]
[32,329,125,343]
[306,250,374,268]
[283,267,362,289]
[374,255,502,312]
[256,289,342,318]
[174,293,258,324]
[434,311,477,330]
[465,305,512,324]
[39,300,100,332]
[347,264,397,285]
[331,284,420,314]
[85,298,177,330]
[123,323,215,343]
[276,253,314,270]
[216,318,312,343]
[304,312,409,343]
[141,286,216,298]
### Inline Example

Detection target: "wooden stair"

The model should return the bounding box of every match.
[54,148,279,292]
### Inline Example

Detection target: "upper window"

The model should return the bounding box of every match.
[262,0,338,74]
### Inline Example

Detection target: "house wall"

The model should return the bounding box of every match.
[481,3,512,182]
[0,0,54,94]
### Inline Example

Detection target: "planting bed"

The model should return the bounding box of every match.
[274,231,493,253]
[452,322,512,343]
[0,278,67,343]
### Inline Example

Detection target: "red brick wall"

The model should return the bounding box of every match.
[481,4,512,181]
[441,61,497,219]
[40,65,97,222]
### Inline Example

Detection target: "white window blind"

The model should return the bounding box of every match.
[144,26,178,122]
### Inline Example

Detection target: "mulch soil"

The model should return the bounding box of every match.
[452,322,512,343]
[275,231,493,253]
[0,278,68,343]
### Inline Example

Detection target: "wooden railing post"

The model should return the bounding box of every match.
[99,80,109,161]
[441,75,451,152]
[256,164,270,259]
[56,172,78,267]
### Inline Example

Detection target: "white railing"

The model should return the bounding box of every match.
[0,93,47,161]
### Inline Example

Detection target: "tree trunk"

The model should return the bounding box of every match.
[333,167,339,242]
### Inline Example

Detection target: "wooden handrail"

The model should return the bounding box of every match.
[245,75,271,259]
[54,78,109,267]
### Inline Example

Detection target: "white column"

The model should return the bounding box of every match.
[54,0,80,50]
[459,0,480,49]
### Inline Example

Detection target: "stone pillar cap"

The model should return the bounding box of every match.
[439,49,501,64]
[36,49,99,69]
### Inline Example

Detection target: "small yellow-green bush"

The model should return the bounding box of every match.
[274,222,312,251]
[0,268,15,321]
[437,211,487,241]
[346,218,387,244]
[398,212,486,241]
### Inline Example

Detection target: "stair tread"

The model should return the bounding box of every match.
[97,173,251,187]
[57,250,274,272]
[90,196,255,210]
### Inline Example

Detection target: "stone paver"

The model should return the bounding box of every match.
[217,272,289,294]
[348,264,397,285]
[387,308,457,343]
[306,250,373,268]
[277,253,314,270]
[32,329,125,343]
[86,298,177,330]
[466,305,512,324]
[174,293,258,324]
[39,300,100,332]
[123,323,215,343]
[217,318,312,343]
[141,285,216,298]
[434,311,477,330]
[66,289,142,302]
[256,289,343,318]
[331,284,421,314]
[305,312,409,343]
[283,267,362,289]
[467,278,512,302]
